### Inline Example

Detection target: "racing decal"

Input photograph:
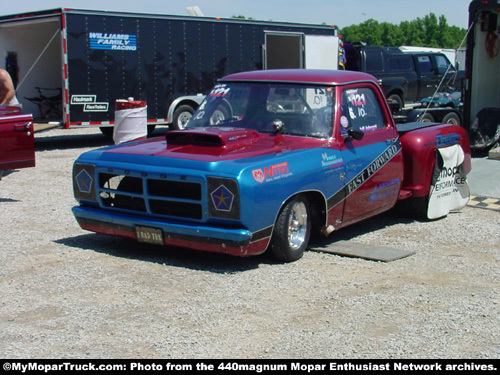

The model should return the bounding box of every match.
[340,116,349,129]
[210,84,230,97]
[346,143,400,195]
[252,162,292,183]
[321,153,344,171]
[211,185,234,212]
[327,140,402,210]
[369,178,400,202]
[89,32,137,51]
[436,133,460,147]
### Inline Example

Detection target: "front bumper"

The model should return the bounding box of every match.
[72,206,270,257]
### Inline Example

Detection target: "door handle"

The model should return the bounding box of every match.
[14,123,32,132]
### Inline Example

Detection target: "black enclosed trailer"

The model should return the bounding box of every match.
[0,8,339,131]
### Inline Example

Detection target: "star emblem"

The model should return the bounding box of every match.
[211,185,234,212]
[76,169,93,194]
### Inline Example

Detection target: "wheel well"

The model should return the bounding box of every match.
[175,100,199,112]
[285,191,327,232]
[387,90,404,102]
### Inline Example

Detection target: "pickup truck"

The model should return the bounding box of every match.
[72,69,471,262]
[344,44,464,110]
[0,105,35,179]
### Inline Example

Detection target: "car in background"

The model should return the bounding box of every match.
[0,105,35,179]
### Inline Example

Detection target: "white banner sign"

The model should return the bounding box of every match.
[427,144,470,220]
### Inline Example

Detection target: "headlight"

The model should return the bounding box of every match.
[73,163,97,202]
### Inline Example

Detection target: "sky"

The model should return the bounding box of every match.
[1,0,472,29]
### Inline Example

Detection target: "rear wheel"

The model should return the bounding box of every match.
[269,195,311,262]
[442,112,461,126]
[419,112,435,123]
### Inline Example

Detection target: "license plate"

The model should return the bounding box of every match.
[135,226,164,245]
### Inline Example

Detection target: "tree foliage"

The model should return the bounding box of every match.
[339,13,466,49]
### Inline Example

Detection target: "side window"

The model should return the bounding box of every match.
[388,56,413,72]
[364,51,384,72]
[340,87,385,136]
[417,55,433,73]
[435,55,454,74]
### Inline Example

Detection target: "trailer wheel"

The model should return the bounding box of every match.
[172,105,195,130]
[442,112,461,126]
[269,195,311,262]
[419,113,435,123]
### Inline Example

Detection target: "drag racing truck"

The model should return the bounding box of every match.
[72,69,471,262]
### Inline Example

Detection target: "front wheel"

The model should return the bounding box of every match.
[269,195,311,262]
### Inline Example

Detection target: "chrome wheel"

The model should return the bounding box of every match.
[287,201,308,250]
[269,195,311,262]
[177,111,192,129]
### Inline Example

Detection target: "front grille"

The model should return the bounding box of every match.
[98,171,203,220]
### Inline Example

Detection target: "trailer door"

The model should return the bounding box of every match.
[264,32,303,69]
[304,35,338,69]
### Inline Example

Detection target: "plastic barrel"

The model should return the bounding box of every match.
[113,98,147,144]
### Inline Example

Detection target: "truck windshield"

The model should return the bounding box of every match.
[186,82,335,138]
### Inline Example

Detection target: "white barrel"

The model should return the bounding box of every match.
[113,98,147,144]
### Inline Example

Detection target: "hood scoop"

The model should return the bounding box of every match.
[166,127,259,148]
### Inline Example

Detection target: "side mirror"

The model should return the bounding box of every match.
[344,129,364,142]
[272,119,285,134]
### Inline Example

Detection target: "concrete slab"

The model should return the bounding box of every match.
[467,157,500,199]
[309,240,415,262]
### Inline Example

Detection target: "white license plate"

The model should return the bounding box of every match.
[135,226,164,245]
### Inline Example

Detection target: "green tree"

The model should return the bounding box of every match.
[339,13,466,49]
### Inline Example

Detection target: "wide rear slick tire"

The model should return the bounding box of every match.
[269,194,311,262]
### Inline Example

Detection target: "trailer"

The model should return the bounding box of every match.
[464,0,500,151]
[0,8,339,133]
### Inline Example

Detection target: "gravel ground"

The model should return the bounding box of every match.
[1,127,499,359]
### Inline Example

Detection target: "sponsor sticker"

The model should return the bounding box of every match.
[252,162,291,183]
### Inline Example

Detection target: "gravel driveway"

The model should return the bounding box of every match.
[1,127,499,359]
